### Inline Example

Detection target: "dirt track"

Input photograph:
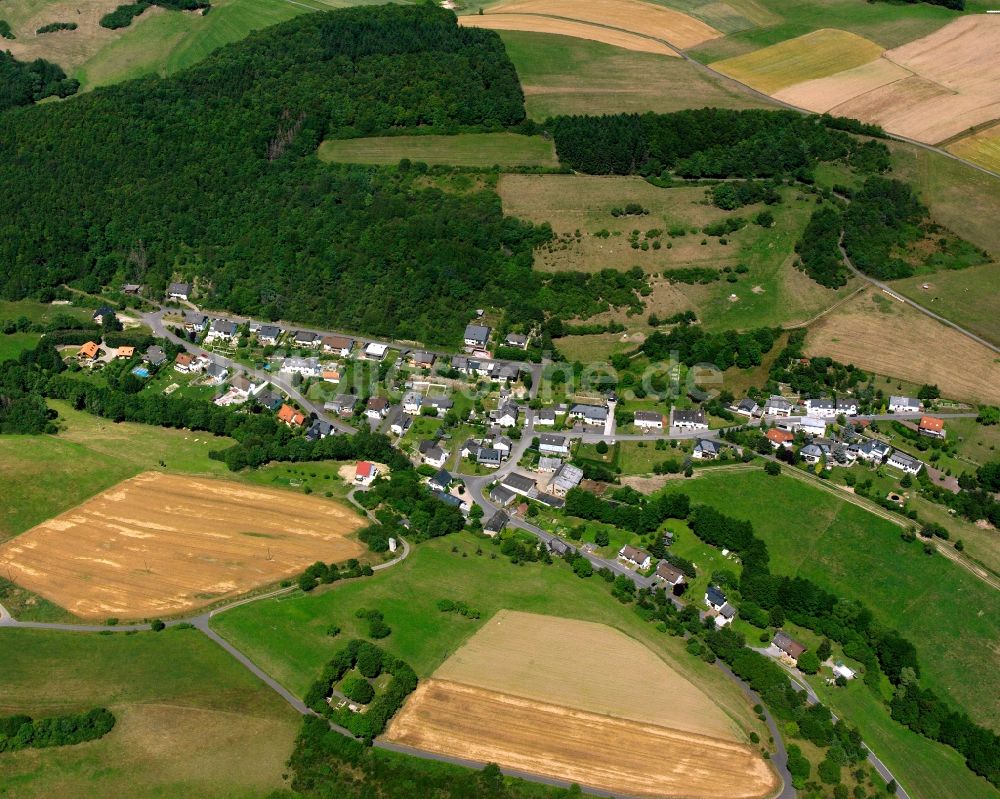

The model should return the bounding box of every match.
[0,472,364,619]
[386,680,778,799]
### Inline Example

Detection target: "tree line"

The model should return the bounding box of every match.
[0,708,115,752]
[638,321,778,371]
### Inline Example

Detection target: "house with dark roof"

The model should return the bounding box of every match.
[715,602,737,627]
[888,450,923,475]
[184,312,208,332]
[502,473,537,498]
[670,408,708,430]
[732,398,760,417]
[390,414,413,436]
[144,345,165,367]
[92,305,115,325]
[692,439,719,460]
[493,402,520,428]
[167,282,191,300]
[205,362,228,384]
[489,485,516,507]
[539,433,569,455]
[534,492,565,509]
[292,331,319,347]
[325,394,358,417]
[421,444,447,469]
[504,333,529,349]
[209,319,238,340]
[476,448,503,469]
[550,463,583,497]
[464,324,491,348]
[409,350,436,369]
[322,336,354,356]
[428,469,452,493]
[634,410,664,429]
[889,396,921,414]
[306,419,335,442]
[773,632,807,664]
[484,511,509,537]
[255,389,283,412]
[618,545,651,570]
[422,395,454,416]
[569,403,607,425]
[764,396,793,417]
[257,325,282,345]
[705,585,727,612]
[535,408,557,426]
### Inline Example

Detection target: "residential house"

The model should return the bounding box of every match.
[705,585,727,612]
[569,403,607,426]
[322,369,341,384]
[655,562,686,588]
[484,511,509,537]
[670,408,708,430]
[365,397,390,419]
[805,398,858,418]
[537,456,563,473]
[618,545,652,571]
[257,325,282,345]
[205,363,228,384]
[797,416,827,438]
[390,414,413,436]
[535,408,556,426]
[550,463,583,497]
[494,402,520,428]
[174,353,195,372]
[763,396,793,417]
[888,451,923,475]
[548,539,572,556]
[832,662,856,681]
[355,461,379,486]
[428,469,452,493]
[422,395,454,417]
[474,447,501,468]
[489,485,517,507]
[78,341,100,362]
[464,324,491,349]
[144,345,165,367]
[167,282,191,301]
[277,404,306,427]
[492,363,520,383]
[460,439,478,459]
[230,374,263,397]
[402,391,424,414]
[732,398,760,417]
[504,333,529,349]
[292,331,319,348]
[889,396,921,414]
[800,443,828,465]
[493,436,512,457]
[255,389,283,412]
[121,283,142,295]
[851,438,891,464]
[281,357,321,378]
[539,434,569,455]
[209,319,238,341]
[322,336,354,357]
[92,305,115,325]
[184,312,208,333]
[715,603,737,628]
[116,346,135,360]
[409,351,435,369]
[421,444,447,469]
[634,410,664,430]
[432,489,467,512]
[919,416,946,439]
[766,428,794,449]
[364,342,389,361]
[501,473,537,498]
[692,439,719,460]
[325,394,358,417]
[773,632,807,665]
[306,419,335,442]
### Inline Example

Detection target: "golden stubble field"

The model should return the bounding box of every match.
[804,289,1000,405]
[385,610,777,799]
[459,14,678,56]
[0,471,365,619]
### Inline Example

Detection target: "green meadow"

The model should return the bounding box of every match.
[318,132,559,168]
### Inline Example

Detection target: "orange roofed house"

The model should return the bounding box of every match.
[278,404,306,427]
[766,428,794,449]
[355,461,380,486]
[116,346,135,359]
[918,416,946,439]
[78,341,100,362]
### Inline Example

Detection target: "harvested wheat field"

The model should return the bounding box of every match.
[773,58,909,113]
[0,471,364,619]
[386,610,776,799]
[388,680,777,799]
[948,123,1000,175]
[713,29,884,94]
[435,609,735,736]
[804,289,1000,405]
[459,14,677,55]
[479,0,721,49]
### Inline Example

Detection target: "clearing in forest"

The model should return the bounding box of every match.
[386,610,776,799]
[0,471,364,619]
[317,133,560,168]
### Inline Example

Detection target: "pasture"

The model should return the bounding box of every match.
[713,28,883,94]
[388,681,777,799]
[804,288,1000,405]
[474,0,723,49]
[498,173,855,336]
[0,626,299,799]
[0,471,364,619]
[498,31,774,120]
[317,133,559,168]
[663,469,1000,732]
[211,532,768,738]
[461,14,678,56]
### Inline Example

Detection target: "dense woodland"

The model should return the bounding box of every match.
[0,52,79,111]
[0,7,536,345]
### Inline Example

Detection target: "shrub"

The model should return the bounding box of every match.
[99,3,149,29]
[342,676,375,704]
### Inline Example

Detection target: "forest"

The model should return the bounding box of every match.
[0,6,535,346]
[0,52,79,111]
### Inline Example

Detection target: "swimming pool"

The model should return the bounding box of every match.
[131,367,150,378]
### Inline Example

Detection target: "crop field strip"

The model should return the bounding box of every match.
[387,680,779,799]
[467,0,723,49]
[947,121,1000,174]
[460,14,679,55]
[0,471,364,618]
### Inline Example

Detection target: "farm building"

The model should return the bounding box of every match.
[502,473,538,499]
[888,451,923,475]
[550,463,583,497]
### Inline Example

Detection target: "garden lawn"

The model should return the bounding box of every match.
[0,626,299,799]
[211,532,765,739]
[0,332,42,362]
[663,468,1000,731]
